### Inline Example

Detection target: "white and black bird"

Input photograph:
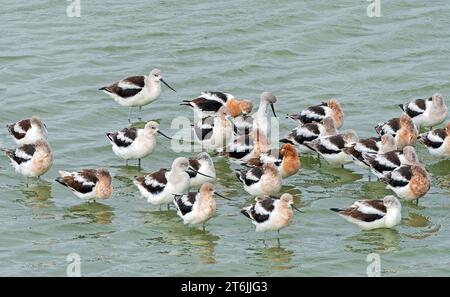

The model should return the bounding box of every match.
[100,69,176,123]
[241,193,302,234]
[344,134,396,167]
[187,152,216,188]
[330,196,401,230]
[362,146,419,178]
[56,168,113,201]
[6,116,47,145]
[380,164,431,201]
[398,93,447,129]
[106,121,172,167]
[244,143,301,178]
[280,116,337,153]
[173,182,229,230]
[287,98,344,129]
[235,163,282,196]
[193,106,234,151]
[3,140,53,180]
[252,92,278,138]
[418,122,450,157]
[133,157,213,207]
[181,91,253,118]
[375,114,418,149]
[305,129,359,166]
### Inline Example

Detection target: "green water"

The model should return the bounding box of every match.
[1,0,450,276]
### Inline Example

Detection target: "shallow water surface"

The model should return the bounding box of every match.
[0,0,449,276]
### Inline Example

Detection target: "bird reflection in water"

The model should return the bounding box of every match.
[66,202,114,224]
[402,212,441,239]
[345,228,401,254]
[255,245,295,272]
[21,181,53,208]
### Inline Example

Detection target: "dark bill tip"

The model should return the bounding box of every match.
[160,78,176,92]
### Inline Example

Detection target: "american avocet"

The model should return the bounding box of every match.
[241,193,302,235]
[305,129,359,167]
[344,134,396,166]
[3,140,53,179]
[134,157,213,207]
[280,116,337,153]
[100,69,176,123]
[106,121,172,167]
[6,116,47,145]
[399,93,447,129]
[193,106,234,151]
[330,195,401,230]
[245,143,300,178]
[188,152,216,188]
[362,146,419,178]
[418,122,450,157]
[375,114,418,149]
[252,92,278,138]
[56,168,113,201]
[173,182,229,230]
[181,91,253,118]
[235,163,282,196]
[380,164,430,201]
[287,98,344,129]
[221,128,270,164]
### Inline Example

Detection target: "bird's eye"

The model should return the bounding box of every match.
[154,74,158,77]
[428,97,432,101]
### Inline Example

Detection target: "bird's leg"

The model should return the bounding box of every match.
[138,106,142,122]
[341,164,344,169]
[138,159,141,168]
[159,205,162,211]
[202,223,206,232]
[128,107,133,124]
[126,159,128,167]
[25,177,29,187]
[429,126,433,131]
[167,204,170,211]
[277,230,281,247]
[316,152,320,161]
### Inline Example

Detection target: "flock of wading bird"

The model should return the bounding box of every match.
[2,68,450,237]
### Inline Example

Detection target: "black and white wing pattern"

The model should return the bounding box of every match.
[344,137,380,162]
[288,102,329,124]
[106,127,138,148]
[375,118,401,136]
[241,196,276,223]
[419,128,447,149]
[135,169,168,195]
[399,98,427,119]
[307,134,345,155]
[100,76,145,99]
[173,192,198,216]
[7,119,32,141]
[181,91,232,113]
[235,166,264,186]
[4,144,36,165]
[193,116,215,141]
[55,169,99,194]
[362,150,402,175]
[331,199,386,223]
[380,165,412,188]
[281,122,322,145]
